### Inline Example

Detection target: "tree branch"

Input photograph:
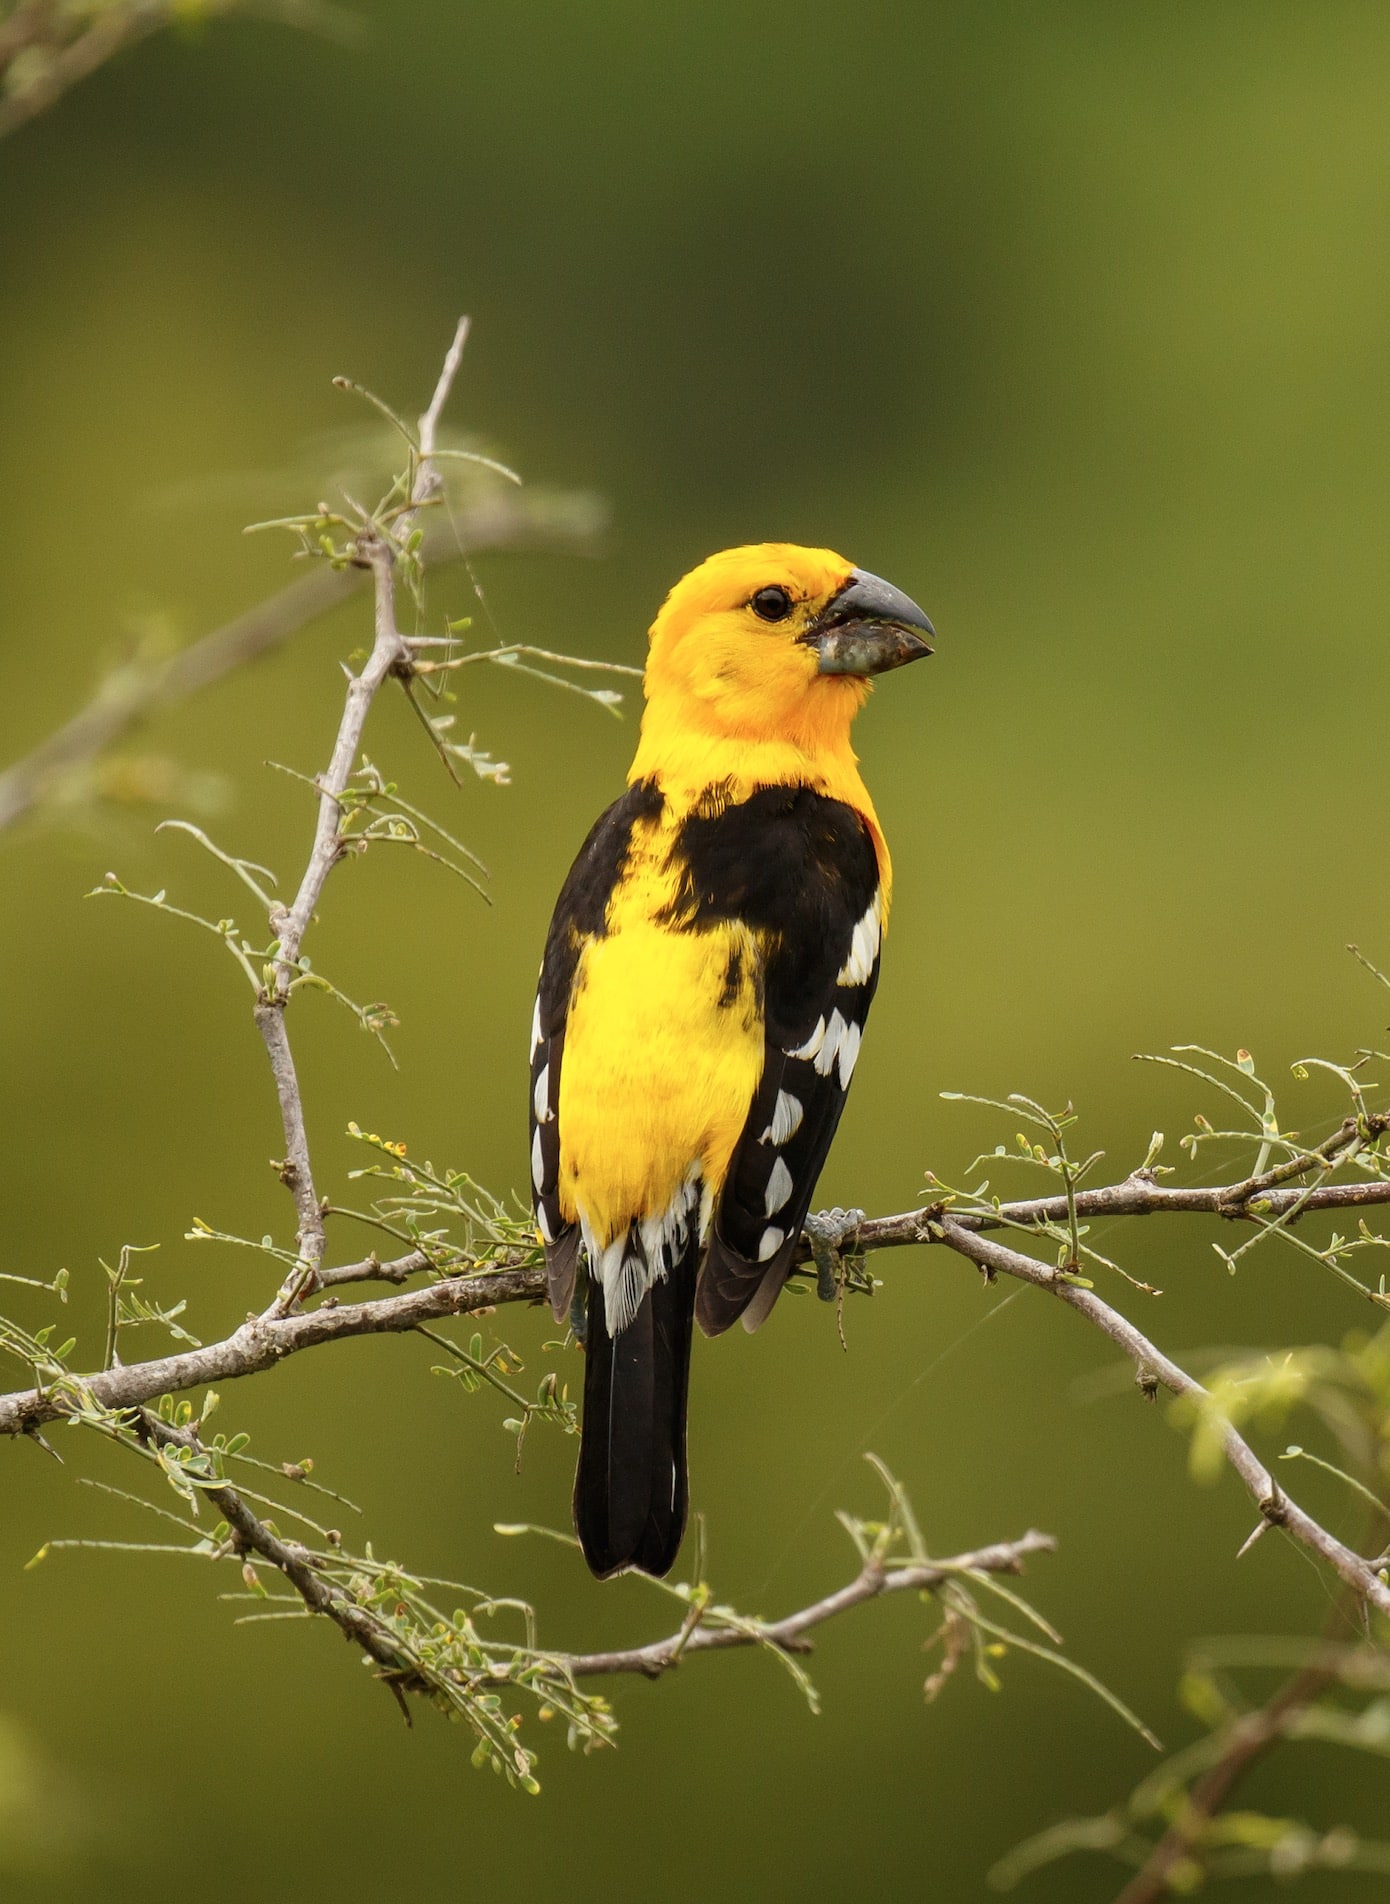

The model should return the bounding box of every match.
[933,1217,1390,1617]
[133,1414,1057,1697]
[0,0,356,142]
[855,1156,1390,1255]
[255,319,469,1316]
[0,1258,541,1437]
[1113,1655,1341,1904]
[0,0,166,139]
[0,490,597,835]
[550,1530,1057,1680]
[7,1161,1390,1612]
[138,1412,414,1676]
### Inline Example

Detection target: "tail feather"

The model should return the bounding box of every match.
[574,1248,695,1579]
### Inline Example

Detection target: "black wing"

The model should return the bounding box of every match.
[529,779,665,1322]
[660,785,883,1338]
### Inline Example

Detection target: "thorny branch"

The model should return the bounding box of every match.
[0,492,594,835]
[548,1530,1058,1680]
[255,318,470,1318]
[6,1156,1390,1612]
[130,1414,1058,1697]
[934,1220,1390,1617]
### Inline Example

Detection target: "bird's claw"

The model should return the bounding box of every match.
[804,1206,866,1303]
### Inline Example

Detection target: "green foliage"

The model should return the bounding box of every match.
[845,1458,1157,1749]
[25,1388,611,1795]
[933,1088,1139,1290]
[931,1007,1390,1893]
[991,1635,1390,1892]
[342,1124,544,1272]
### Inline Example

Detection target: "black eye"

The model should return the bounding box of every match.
[750,585,794,622]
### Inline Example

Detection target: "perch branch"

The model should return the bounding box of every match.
[854,1149,1390,1253]
[7,1159,1390,1610]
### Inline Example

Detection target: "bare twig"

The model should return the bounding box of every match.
[256,320,470,1315]
[549,1530,1057,1680]
[315,1252,421,1290]
[132,1418,1055,1700]
[934,1218,1390,1617]
[139,1413,411,1674]
[0,493,595,836]
[7,1160,1390,1613]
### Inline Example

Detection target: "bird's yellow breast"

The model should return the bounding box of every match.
[556,804,765,1247]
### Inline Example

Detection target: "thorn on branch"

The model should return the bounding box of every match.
[1236,1519,1271,1560]
[1260,1481,1288,1526]
[382,1674,415,1727]
[22,1423,61,1462]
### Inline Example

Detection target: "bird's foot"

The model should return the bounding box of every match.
[804,1207,866,1304]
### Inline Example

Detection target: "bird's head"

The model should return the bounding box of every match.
[641,544,933,751]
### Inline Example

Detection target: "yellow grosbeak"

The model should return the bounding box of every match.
[529,544,933,1576]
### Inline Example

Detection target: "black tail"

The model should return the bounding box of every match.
[574,1250,696,1579]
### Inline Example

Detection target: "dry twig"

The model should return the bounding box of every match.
[253,318,470,1316]
[0,495,592,835]
[552,1530,1057,1680]
[7,1161,1390,1613]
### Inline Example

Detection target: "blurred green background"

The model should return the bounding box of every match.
[3,2,1390,1897]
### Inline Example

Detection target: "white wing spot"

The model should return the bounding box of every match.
[789,1017,826,1062]
[529,995,543,1058]
[530,1127,545,1193]
[533,1062,552,1124]
[758,1225,785,1262]
[760,1089,804,1146]
[813,1009,849,1077]
[764,1157,793,1216]
[837,892,882,987]
[837,1020,862,1088]
[537,1205,554,1244]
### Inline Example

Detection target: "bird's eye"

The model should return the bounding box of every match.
[750,585,794,622]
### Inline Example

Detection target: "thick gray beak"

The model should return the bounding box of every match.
[806,568,935,677]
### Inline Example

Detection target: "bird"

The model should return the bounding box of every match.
[528,543,933,1579]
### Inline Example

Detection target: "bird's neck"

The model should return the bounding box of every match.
[627,696,892,904]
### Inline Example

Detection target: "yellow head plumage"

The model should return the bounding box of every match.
[628,543,933,830]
